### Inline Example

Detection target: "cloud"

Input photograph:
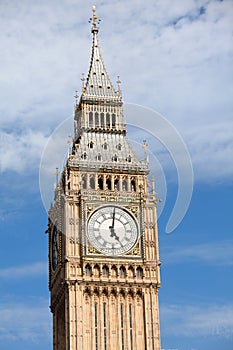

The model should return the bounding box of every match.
[0,0,232,182]
[0,300,51,341]
[162,240,233,266]
[160,302,233,338]
[0,129,48,173]
[0,262,47,279]
[186,120,233,182]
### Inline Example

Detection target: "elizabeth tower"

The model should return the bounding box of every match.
[47,7,161,350]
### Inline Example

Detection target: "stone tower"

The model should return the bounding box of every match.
[47,6,161,350]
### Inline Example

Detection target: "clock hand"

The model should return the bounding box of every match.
[109,226,117,238]
[109,207,115,229]
[109,208,117,235]
[108,226,123,246]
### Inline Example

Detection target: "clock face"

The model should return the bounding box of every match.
[87,206,138,255]
[51,225,59,270]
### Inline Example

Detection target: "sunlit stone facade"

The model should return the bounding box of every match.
[47,7,161,350]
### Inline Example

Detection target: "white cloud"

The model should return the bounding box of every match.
[0,300,51,341]
[162,240,233,266]
[0,129,48,173]
[186,120,233,182]
[0,262,47,279]
[160,302,233,338]
[0,0,232,181]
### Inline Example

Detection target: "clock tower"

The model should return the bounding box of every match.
[47,7,161,350]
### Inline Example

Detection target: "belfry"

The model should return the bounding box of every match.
[47,6,161,350]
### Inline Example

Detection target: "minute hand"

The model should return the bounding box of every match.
[110,207,115,229]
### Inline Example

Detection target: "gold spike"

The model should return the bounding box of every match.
[142,139,148,162]
[90,5,100,33]
[117,75,121,93]
[54,167,59,186]
[81,73,85,93]
[74,91,79,105]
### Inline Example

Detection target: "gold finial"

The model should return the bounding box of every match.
[89,5,100,33]
[67,135,72,154]
[151,173,155,195]
[117,75,121,93]
[54,167,59,186]
[74,90,79,105]
[142,139,148,161]
[81,73,85,93]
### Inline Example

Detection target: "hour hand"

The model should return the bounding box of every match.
[109,226,116,237]
[109,225,120,241]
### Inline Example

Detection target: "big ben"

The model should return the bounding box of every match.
[47,6,161,350]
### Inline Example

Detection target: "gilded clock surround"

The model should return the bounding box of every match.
[47,6,161,350]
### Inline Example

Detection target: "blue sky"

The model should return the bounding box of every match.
[0,1,233,349]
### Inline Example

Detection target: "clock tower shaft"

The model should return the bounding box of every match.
[47,7,161,350]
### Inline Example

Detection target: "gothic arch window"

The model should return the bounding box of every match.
[106,177,111,190]
[129,303,133,349]
[82,175,87,189]
[98,176,103,190]
[88,141,94,149]
[122,179,127,191]
[100,112,105,127]
[131,179,136,191]
[127,155,132,162]
[112,114,116,127]
[103,302,107,350]
[89,112,93,127]
[95,112,99,127]
[114,178,120,190]
[94,302,98,349]
[85,264,92,276]
[136,266,143,278]
[120,303,125,350]
[102,265,109,276]
[90,175,95,190]
[103,142,108,150]
[117,143,122,150]
[112,154,118,162]
[97,153,102,161]
[119,266,126,277]
[106,113,110,127]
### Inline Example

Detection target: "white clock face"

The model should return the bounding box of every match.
[87,206,138,255]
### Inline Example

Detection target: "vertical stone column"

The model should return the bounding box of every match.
[119,175,123,192]
[103,174,107,191]
[95,172,98,190]
[111,174,115,191]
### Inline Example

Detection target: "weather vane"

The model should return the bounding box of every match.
[89,5,101,32]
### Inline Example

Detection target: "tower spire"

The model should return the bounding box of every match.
[82,6,120,101]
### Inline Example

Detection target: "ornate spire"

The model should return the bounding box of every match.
[90,5,99,34]
[82,6,121,101]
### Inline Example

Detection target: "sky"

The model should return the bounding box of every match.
[0,0,233,349]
